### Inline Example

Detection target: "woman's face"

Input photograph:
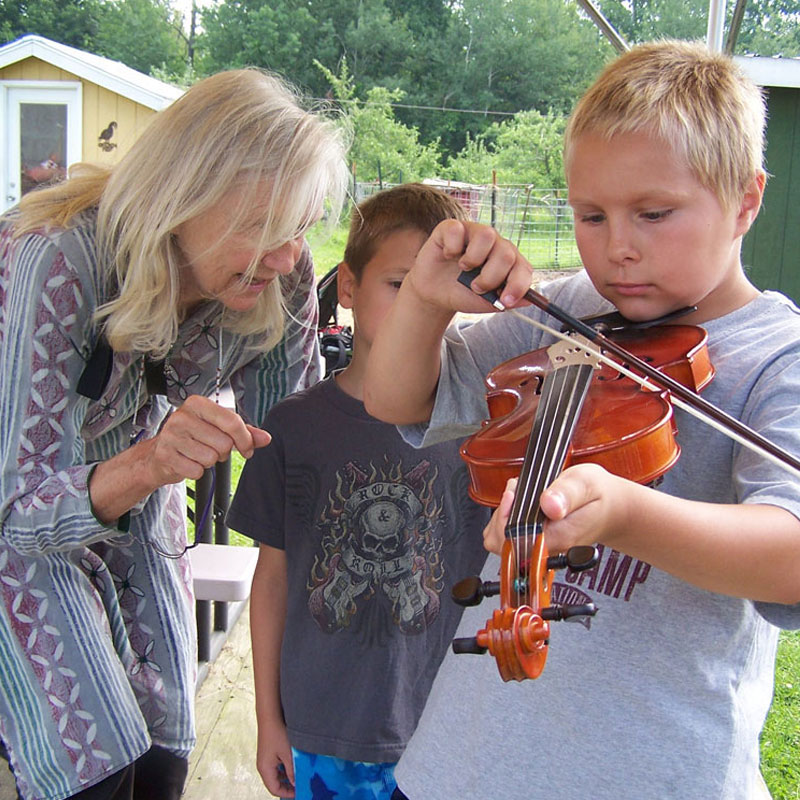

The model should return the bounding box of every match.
[173,185,306,315]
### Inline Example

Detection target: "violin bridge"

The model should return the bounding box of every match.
[547,334,601,370]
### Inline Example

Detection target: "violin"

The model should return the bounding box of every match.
[449,265,724,682]
[461,324,714,507]
[451,268,800,682]
[450,326,713,682]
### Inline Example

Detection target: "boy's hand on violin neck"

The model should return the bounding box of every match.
[413,219,533,313]
[538,463,630,554]
[484,464,635,559]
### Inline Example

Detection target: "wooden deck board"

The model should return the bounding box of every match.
[184,601,273,798]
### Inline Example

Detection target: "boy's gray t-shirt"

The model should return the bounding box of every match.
[395,272,800,799]
[227,376,489,763]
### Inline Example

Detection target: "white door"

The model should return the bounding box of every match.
[1,82,82,213]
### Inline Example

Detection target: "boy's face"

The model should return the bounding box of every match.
[340,227,427,350]
[566,130,761,324]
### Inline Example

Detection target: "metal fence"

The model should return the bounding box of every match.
[355,181,582,270]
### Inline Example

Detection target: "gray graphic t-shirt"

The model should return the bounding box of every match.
[227,376,490,763]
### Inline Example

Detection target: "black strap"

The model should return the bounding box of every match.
[77,337,168,400]
[76,336,113,400]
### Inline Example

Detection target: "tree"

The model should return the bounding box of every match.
[599,0,708,43]
[317,60,442,185]
[197,0,333,92]
[1,0,101,48]
[193,0,612,160]
[197,0,422,99]
[94,0,186,75]
[734,0,800,56]
[394,0,612,155]
[445,109,566,186]
[0,0,187,78]
[597,0,800,57]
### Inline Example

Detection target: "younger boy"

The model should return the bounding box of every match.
[364,41,800,799]
[226,184,490,799]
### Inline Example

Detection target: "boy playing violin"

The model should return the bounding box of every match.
[364,40,800,799]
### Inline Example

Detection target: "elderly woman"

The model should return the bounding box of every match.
[0,69,348,800]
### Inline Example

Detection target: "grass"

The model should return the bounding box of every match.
[305,219,581,278]
[307,222,350,278]
[762,630,800,799]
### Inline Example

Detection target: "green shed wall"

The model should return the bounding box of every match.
[743,86,800,301]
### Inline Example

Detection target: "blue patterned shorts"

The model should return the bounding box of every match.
[291,747,398,800]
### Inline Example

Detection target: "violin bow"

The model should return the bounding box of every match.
[458,268,800,480]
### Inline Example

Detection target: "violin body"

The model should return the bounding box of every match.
[461,325,714,506]
[452,323,713,682]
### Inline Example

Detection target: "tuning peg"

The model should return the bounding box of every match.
[451,636,488,655]
[451,575,501,607]
[541,602,597,621]
[546,545,599,572]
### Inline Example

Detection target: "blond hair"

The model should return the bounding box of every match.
[344,183,468,282]
[16,69,349,357]
[564,40,766,209]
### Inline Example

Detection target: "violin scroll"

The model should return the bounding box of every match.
[451,543,599,681]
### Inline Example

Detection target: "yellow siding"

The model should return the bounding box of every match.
[0,57,67,81]
[81,82,157,165]
[1,55,159,165]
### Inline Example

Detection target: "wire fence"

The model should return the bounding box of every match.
[355,180,582,270]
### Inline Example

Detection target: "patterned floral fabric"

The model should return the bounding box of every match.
[0,209,321,800]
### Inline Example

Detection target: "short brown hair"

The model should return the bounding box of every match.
[343,183,468,281]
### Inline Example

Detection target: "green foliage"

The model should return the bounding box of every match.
[0,0,187,78]
[396,0,611,154]
[600,0,708,43]
[735,0,800,57]
[94,0,185,75]
[1,0,101,48]
[190,0,612,159]
[317,59,442,184]
[150,60,198,89]
[762,630,800,799]
[308,220,350,278]
[196,0,328,91]
[446,110,566,187]
[599,0,800,57]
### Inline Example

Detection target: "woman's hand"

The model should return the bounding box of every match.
[88,395,271,524]
[142,394,271,485]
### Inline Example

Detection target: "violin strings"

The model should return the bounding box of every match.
[502,308,800,481]
[507,358,594,607]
